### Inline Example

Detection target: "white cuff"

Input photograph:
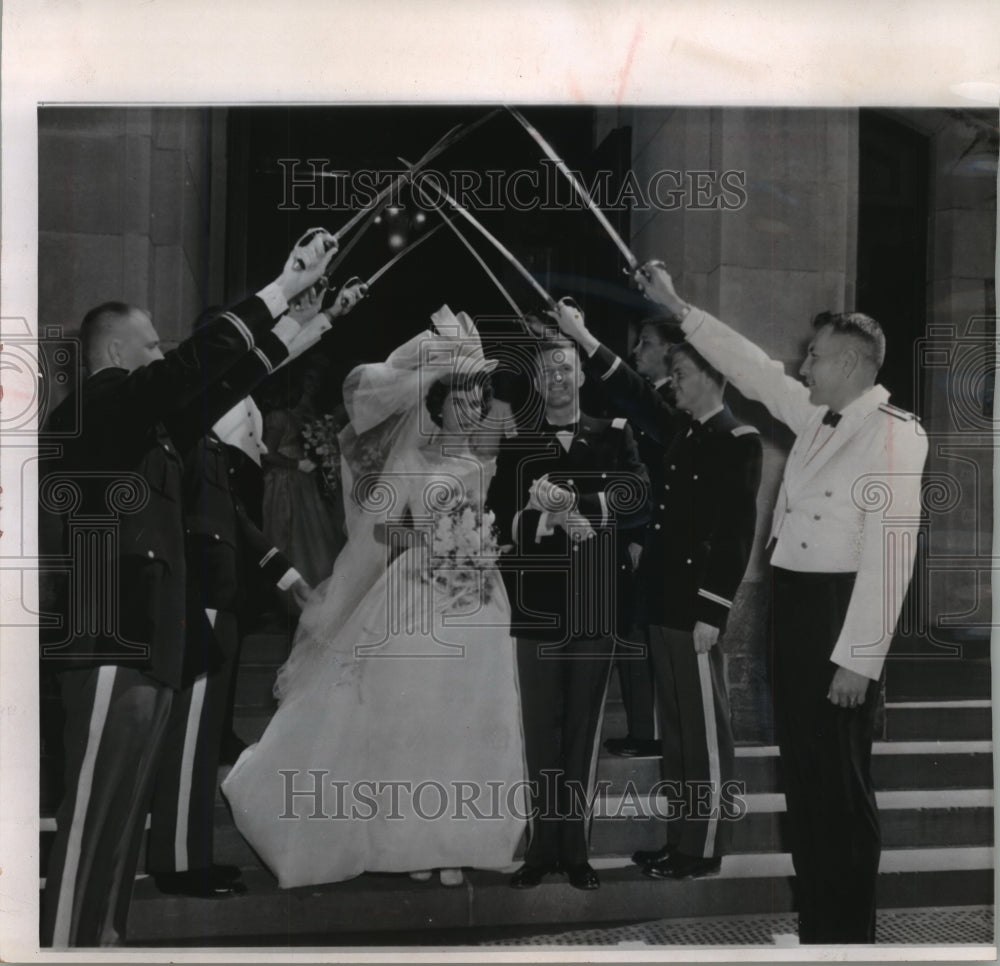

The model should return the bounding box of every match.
[256,281,290,319]
[277,567,302,592]
[271,314,300,348]
[680,305,706,338]
[286,312,333,358]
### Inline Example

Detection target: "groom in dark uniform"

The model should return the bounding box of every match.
[489,320,650,891]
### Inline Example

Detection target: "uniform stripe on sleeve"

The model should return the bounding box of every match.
[52,665,117,947]
[253,347,274,375]
[222,311,254,350]
[259,547,279,569]
[600,356,622,381]
[698,588,733,609]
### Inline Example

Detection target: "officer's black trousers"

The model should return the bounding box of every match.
[516,635,615,869]
[41,666,172,947]
[147,609,239,875]
[771,567,882,944]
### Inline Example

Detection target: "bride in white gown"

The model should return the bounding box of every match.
[222,308,527,889]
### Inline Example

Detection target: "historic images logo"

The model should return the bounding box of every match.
[277,162,749,214]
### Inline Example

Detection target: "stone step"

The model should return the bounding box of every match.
[588,791,993,856]
[884,654,991,701]
[600,700,993,744]
[40,784,994,876]
[233,664,279,711]
[598,741,994,793]
[121,849,994,945]
[883,701,993,741]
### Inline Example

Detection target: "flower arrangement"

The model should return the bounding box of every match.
[428,501,500,612]
[300,412,344,502]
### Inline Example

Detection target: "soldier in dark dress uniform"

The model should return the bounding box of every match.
[488,337,650,891]
[145,281,366,899]
[39,231,336,946]
[552,301,762,880]
[583,318,685,758]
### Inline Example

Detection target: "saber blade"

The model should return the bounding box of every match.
[437,208,524,317]
[402,156,555,309]
[431,210,523,317]
[331,124,461,244]
[506,105,638,271]
[364,221,445,288]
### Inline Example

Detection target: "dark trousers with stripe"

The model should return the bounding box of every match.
[648,624,735,859]
[516,635,615,869]
[41,666,172,947]
[771,567,882,944]
[147,609,239,875]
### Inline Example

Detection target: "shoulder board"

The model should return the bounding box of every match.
[731,425,759,437]
[878,403,916,421]
[611,417,627,430]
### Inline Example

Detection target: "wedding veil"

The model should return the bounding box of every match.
[272,306,497,703]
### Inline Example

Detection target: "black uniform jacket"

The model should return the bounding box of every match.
[488,412,651,643]
[645,407,762,631]
[40,294,291,689]
[584,343,761,632]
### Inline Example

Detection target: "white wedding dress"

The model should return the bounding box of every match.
[222,310,527,888]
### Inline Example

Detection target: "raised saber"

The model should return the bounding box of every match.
[329,124,461,244]
[505,105,639,272]
[430,209,524,317]
[363,221,446,288]
[330,108,502,243]
[402,156,556,310]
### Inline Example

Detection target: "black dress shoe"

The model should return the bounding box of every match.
[510,864,552,889]
[642,852,722,880]
[631,844,673,868]
[566,862,600,890]
[153,869,248,898]
[603,736,661,758]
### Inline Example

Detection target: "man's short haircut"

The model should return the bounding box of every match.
[640,316,685,348]
[669,340,726,389]
[813,311,886,370]
[79,301,135,361]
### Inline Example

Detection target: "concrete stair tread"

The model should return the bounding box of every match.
[123,848,995,944]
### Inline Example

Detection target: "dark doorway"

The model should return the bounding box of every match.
[856,110,930,415]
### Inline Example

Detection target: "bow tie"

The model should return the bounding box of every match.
[543,420,578,435]
[822,410,842,427]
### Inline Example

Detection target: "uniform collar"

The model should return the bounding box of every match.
[694,403,725,425]
[836,385,890,423]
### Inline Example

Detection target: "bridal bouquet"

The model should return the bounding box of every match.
[301,413,343,502]
[429,501,500,612]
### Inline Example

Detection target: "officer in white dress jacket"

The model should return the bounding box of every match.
[634,261,928,944]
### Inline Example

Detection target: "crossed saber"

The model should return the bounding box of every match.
[307,106,644,316]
